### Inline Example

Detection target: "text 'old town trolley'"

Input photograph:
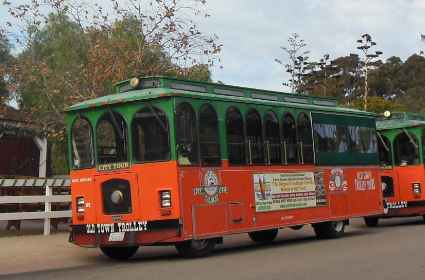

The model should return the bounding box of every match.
[67,76,383,259]
[364,112,425,226]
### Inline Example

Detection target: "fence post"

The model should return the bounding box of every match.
[44,184,52,235]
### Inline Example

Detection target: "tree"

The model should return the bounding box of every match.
[3,0,221,136]
[396,54,425,113]
[303,54,363,101]
[355,34,383,110]
[275,33,310,93]
[0,30,12,105]
[2,0,221,174]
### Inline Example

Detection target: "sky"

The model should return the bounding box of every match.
[1,0,425,92]
[197,0,425,91]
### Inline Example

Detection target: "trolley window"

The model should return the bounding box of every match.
[377,134,392,166]
[282,113,298,164]
[264,111,281,164]
[199,104,221,166]
[226,107,246,165]
[176,103,199,166]
[313,123,337,152]
[246,109,264,164]
[71,117,94,169]
[132,106,170,162]
[394,131,419,166]
[312,112,378,165]
[96,112,128,164]
[298,113,314,164]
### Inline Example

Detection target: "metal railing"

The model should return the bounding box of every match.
[0,178,71,235]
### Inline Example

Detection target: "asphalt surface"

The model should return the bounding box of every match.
[1,217,424,280]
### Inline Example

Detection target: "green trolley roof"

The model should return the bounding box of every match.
[377,112,425,131]
[66,76,374,116]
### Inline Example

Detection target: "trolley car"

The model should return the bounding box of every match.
[364,112,425,226]
[67,76,383,259]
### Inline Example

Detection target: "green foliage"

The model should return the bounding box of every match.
[0,32,12,103]
[3,1,220,174]
[50,138,69,175]
[305,53,424,114]
[306,54,363,101]
[350,96,405,113]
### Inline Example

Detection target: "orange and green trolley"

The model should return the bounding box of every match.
[67,76,383,259]
[364,112,425,226]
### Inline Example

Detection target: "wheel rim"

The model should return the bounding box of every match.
[334,221,344,232]
[192,239,209,250]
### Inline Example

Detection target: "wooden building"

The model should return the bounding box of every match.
[0,104,47,177]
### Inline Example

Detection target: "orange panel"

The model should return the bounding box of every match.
[71,161,180,225]
[71,160,384,245]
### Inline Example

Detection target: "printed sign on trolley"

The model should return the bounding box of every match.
[253,172,317,212]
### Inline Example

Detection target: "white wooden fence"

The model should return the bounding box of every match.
[0,178,71,235]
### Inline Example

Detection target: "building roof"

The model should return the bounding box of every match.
[67,76,374,117]
[0,104,24,122]
[377,112,425,131]
[0,104,41,137]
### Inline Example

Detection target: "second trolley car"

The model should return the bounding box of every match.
[364,112,425,226]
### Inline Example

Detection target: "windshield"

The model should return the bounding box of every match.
[96,112,128,164]
[132,106,170,162]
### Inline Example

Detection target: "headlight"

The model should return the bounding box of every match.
[76,196,85,216]
[412,183,421,196]
[160,190,172,208]
[110,190,124,205]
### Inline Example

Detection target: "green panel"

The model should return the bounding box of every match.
[312,112,375,127]
[312,112,379,166]
[315,152,379,166]
[66,97,175,169]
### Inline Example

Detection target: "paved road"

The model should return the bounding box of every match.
[1,217,424,280]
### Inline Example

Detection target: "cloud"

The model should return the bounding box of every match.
[199,0,425,91]
[2,0,424,92]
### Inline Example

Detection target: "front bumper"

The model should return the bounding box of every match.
[69,219,181,247]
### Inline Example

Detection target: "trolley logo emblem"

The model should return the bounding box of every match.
[193,170,228,204]
[329,168,348,191]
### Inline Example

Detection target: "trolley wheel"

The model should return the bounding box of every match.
[100,246,139,260]
[175,239,216,258]
[312,221,345,239]
[290,225,304,231]
[364,217,379,227]
[248,229,278,243]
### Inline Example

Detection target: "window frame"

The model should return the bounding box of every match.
[70,115,95,170]
[226,106,247,166]
[377,133,392,167]
[198,103,222,167]
[393,130,420,166]
[311,112,379,166]
[282,112,298,164]
[175,102,200,167]
[264,110,282,165]
[297,112,314,164]
[95,110,129,165]
[131,105,171,164]
[246,108,265,165]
